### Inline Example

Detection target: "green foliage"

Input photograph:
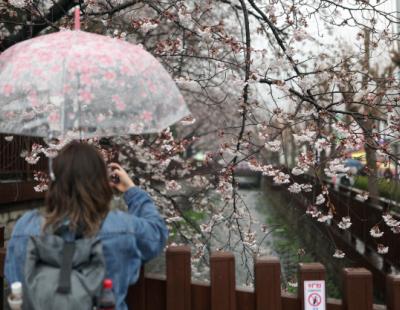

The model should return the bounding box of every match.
[354,176,400,203]
[183,209,206,222]
[260,193,343,298]
[168,210,205,240]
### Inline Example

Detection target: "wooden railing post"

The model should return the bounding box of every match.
[386,274,400,310]
[166,246,191,310]
[255,257,281,310]
[210,251,236,310]
[298,262,326,310]
[342,268,373,310]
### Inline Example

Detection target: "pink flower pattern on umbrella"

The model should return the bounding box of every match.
[0,29,190,138]
[112,95,126,111]
[3,84,13,96]
[141,111,153,121]
[79,90,94,103]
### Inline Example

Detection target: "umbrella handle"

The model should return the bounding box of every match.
[74,7,80,31]
[49,157,56,181]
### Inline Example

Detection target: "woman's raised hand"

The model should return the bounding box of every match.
[108,163,135,193]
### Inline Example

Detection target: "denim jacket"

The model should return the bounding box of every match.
[4,187,168,310]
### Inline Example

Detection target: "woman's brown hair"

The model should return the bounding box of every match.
[44,141,113,236]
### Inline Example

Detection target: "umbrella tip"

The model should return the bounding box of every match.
[74,7,80,30]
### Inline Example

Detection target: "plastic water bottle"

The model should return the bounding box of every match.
[7,282,22,310]
[98,279,116,310]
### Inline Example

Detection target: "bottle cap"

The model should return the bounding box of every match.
[11,282,22,295]
[103,279,113,289]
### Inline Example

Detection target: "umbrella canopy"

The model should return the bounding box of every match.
[344,159,363,170]
[0,27,190,139]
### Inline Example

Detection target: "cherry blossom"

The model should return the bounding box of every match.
[3,0,400,274]
[338,217,352,230]
[265,140,281,152]
[315,194,326,206]
[370,226,384,238]
[383,214,400,227]
[306,205,321,218]
[292,166,306,176]
[317,211,333,223]
[288,183,302,194]
[356,192,369,202]
[333,249,345,259]
[273,172,290,185]
[377,244,389,255]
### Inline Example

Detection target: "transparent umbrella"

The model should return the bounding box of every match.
[0,9,190,140]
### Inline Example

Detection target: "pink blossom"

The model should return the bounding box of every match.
[166,180,182,191]
[141,111,153,121]
[3,84,13,96]
[79,90,93,103]
[288,183,302,194]
[146,80,157,92]
[98,55,114,66]
[63,85,73,94]
[104,71,117,81]
[28,92,39,108]
[333,249,345,258]
[112,95,126,111]
[81,74,92,85]
[338,217,352,230]
[97,114,106,122]
[377,244,389,254]
[48,112,60,123]
[370,226,384,238]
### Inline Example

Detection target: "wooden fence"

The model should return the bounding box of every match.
[0,228,399,310]
[276,172,400,295]
[0,134,47,204]
[126,246,400,310]
[0,134,47,180]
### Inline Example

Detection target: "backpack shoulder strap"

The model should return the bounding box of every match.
[56,241,76,294]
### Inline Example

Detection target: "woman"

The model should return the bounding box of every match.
[4,141,168,310]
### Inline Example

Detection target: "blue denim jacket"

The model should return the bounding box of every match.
[4,187,168,310]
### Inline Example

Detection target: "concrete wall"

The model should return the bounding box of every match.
[0,200,44,241]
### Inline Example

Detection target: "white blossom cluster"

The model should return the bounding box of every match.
[369,226,384,238]
[338,217,352,230]
[324,158,349,178]
[382,214,400,233]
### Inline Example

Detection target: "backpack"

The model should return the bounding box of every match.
[22,225,106,310]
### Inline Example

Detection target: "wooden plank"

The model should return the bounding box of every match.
[343,268,373,310]
[237,287,255,310]
[210,251,236,310]
[0,181,44,204]
[281,292,301,310]
[298,263,326,310]
[166,246,191,310]
[255,256,281,310]
[126,267,146,309]
[386,274,400,310]
[145,276,166,310]
[192,281,211,310]
[327,298,342,310]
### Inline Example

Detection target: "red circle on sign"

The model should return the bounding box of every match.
[308,293,321,306]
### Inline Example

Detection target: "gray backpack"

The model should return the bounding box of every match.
[23,227,106,310]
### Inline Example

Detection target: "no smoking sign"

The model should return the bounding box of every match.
[304,281,325,310]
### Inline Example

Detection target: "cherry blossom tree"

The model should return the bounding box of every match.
[2,0,400,284]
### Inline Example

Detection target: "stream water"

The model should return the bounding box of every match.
[147,185,349,298]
